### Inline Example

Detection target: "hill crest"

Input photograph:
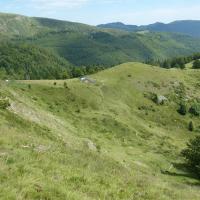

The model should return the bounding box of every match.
[98,20,200,37]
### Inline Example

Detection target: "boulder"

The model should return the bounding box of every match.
[84,139,97,151]
[156,95,168,105]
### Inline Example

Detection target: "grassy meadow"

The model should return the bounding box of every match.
[0,62,200,199]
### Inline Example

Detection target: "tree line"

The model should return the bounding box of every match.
[0,42,107,80]
[145,53,200,69]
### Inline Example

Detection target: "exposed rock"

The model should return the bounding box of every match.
[0,152,8,157]
[21,145,30,148]
[156,95,168,105]
[84,139,97,151]
[34,145,50,153]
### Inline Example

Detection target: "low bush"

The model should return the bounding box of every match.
[178,102,187,115]
[189,103,200,116]
[64,82,68,88]
[138,105,156,112]
[182,136,200,176]
[188,121,194,132]
[144,92,157,102]
[193,60,200,69]
[0,98,10,109]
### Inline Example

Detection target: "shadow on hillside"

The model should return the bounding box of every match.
[161,162,199,180]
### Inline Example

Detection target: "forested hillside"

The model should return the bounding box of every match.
[19,30,200,67]
[1,13,200,69]
[0,43,72,79]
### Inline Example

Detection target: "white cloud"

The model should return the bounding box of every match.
[1,0,200,25]
[30,0,89,8]
[6,0,90,11]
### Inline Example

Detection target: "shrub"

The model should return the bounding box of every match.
[53,82,57,86]
[0,98,10,109]
[149,93,157,103]
[96,144,101,152]
[178,103,187,115]
[188,121,194,132]
[63,82,68,88]
[182,136,200,176]
[189,103,200,116]
[193,60,200,69]
[144,92,156,101]
[32,97,38,101]
[138,105,155,112]
[75,109,80,113]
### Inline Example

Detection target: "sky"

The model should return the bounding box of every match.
[0,0,200,25]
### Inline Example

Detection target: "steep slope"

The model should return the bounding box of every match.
[22,30,200,66]
[0,13,95,37]
[1,62,200,199]
[98,20,200,38]
[0,43,72,79]
[0,13,40,37]
[1,13,200,67]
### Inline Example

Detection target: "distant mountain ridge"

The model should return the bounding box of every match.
[1,13,200,71]
[98,20,200,37]
[97,22,138,32]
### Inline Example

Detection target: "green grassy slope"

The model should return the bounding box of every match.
[0,13,95,37]
[0,13,42,37]
[1,62,200,199]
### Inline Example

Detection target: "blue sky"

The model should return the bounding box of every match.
[0,0,200,25]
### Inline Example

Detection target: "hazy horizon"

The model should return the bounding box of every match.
[0,0,200,25]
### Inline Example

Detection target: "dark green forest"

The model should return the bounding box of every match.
[0,43,72,79]
[146,52,200,69]
[0,43,108,79]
